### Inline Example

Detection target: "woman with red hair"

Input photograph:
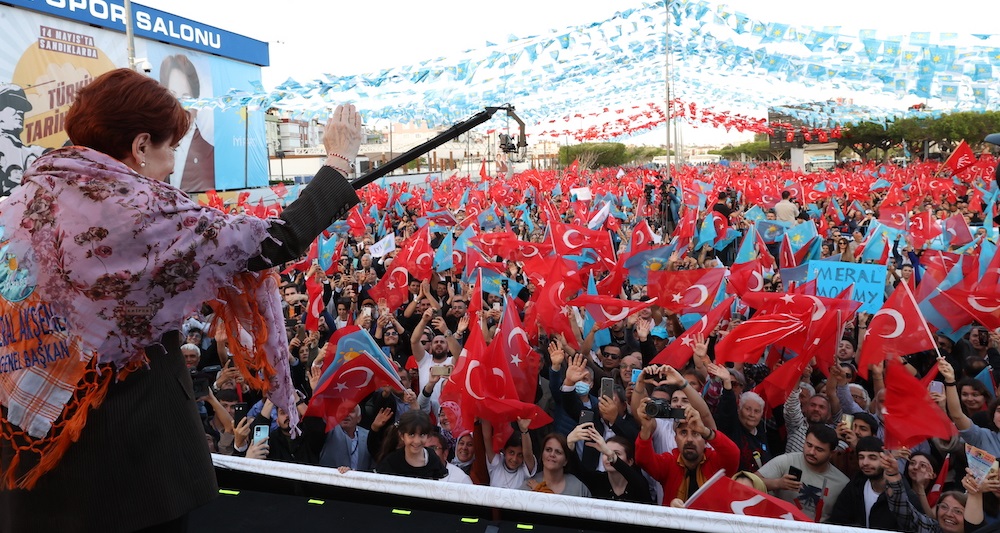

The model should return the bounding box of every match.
[0,68,362,532]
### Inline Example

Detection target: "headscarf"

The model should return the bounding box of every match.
[0,147,296,489]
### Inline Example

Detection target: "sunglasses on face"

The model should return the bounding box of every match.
[384,331,398,336]
[602,352,622,360]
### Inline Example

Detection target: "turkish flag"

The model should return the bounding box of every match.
[879,205,908,231]
[497,295,541,404]
[281,240,319,275]
[648,268,726,315]
[367,262,411,312]
[651,297,734,367]
[479,160,489,180]
[909,211,942,249]
[928,454,951,507]
[304,274,325,332]
[937,289,1000,330]
[883,360,957,449]
[569,294,657,329]
[728,259,767,297]
[779,235,796,268]
[943,213,974,246]
[754,352,813,410]
[685,470,813,522]
[943,139,976,176]
[549,221,614,258]
[630,219,656,256]
[307,349,404,431]
[439,308,489,442]
[498,238,553,263]
[271,182,288,198]
[472,231,518,258]
[346,205,368,238]
[394,225,435,281]
[591,253,627,297]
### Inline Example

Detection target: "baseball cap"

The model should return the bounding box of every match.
[650,326,669,339]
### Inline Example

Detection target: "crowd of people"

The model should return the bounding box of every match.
[177,142,1000,532]
[5,66,1000,533]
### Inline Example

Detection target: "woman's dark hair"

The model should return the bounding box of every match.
[65,68,190,161]
[607,435,635,462]
[904,451,940,488]
[159,54,200,98]
[540,433,572,473]
[957,378,991,415]
[376,410,434,462]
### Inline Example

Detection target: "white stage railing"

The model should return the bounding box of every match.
[213,454,871,533]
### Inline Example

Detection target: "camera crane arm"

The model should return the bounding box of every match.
[350,104,526,190]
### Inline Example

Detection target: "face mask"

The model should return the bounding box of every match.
[574,381,591,396]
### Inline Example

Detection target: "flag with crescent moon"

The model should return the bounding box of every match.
[307,326,405,431]
[883,360,958,449]
[685,470,813,522]
[858,281,937,378]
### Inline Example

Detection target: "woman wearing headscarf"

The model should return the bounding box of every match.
[0,68,362,532]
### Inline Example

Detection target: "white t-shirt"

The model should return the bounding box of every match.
[417,354,453,404]
[756,452,849,522]
[487,452,535,489]
[863,480,880,528]
[441,463,473,485]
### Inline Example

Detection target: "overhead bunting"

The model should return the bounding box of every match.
[179,0,999,138]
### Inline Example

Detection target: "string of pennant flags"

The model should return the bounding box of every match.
[186,0,1000,140]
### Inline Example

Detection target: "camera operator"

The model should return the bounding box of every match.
[635,399,739,507]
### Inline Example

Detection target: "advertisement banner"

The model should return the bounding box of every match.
[0,5,267,195]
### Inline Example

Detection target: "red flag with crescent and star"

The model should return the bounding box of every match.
[647,268,725,315]
[857,281,936,378]
[307,351,403,430]
[685,470,813,522]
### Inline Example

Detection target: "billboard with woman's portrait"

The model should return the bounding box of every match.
[0,2,269,195]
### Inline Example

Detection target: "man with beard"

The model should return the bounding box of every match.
[785,383,833,454]
[411,307,460,403]
[757,424,849,522]
[827,437,904,529]
[634,400,739,505]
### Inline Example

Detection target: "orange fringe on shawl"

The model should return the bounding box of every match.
[0,357,144,490]
[205,271,278,397]
[0,271,280,490]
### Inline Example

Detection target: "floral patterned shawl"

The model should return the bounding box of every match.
[0,147,296,489]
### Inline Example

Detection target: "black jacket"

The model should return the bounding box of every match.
[826,473,905,530]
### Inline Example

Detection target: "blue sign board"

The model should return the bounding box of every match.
[5,0,269,66]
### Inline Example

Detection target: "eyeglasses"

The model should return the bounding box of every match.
[384,331,398,336]
[602,352,622,360]
[427,445,443,451]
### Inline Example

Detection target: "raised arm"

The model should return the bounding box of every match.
[939,358,971,430]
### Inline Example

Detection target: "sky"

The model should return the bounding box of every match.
[138,0,996,146]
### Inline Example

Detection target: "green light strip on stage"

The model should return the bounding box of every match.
[516,525,534,530]
[461,517,479,523]
[307,499,325,505]
[218,489,240,496]
[392,509,412,515]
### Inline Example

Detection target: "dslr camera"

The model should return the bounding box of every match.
[190,365,222,399]
[644,398,686,419]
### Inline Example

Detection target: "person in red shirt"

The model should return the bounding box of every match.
[634,398,740,505]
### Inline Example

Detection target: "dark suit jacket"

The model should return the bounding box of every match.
[0,165,358,533]
[319,425,372,471]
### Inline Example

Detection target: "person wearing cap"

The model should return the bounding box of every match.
[637,322,670,366]
[827,436,904,529]
[0,83,47,195]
